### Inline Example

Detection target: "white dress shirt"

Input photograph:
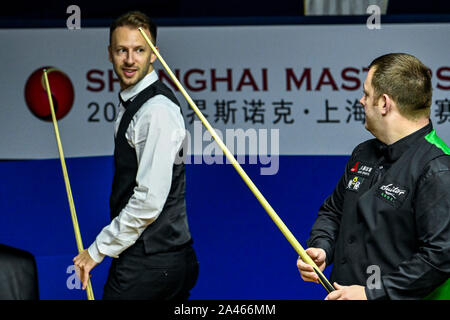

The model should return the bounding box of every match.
[88,71,186,263]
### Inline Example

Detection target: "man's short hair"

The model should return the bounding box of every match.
[369,53,432,120]
[109,11,157,45]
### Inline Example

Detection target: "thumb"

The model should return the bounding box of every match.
[334,282,343,290]
[306,248,319,259]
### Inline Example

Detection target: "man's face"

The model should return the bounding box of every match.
[109,26,156,90]
[360,67,383,136]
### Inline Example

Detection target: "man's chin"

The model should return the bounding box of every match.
[364,122,377,137]
[120,77,139,89]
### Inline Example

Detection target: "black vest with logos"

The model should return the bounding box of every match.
[109,80,191,255]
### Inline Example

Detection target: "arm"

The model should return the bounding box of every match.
[91,101,185,261]
[74,100,185,288]
[299,149,359,283]
[306,153,355,265]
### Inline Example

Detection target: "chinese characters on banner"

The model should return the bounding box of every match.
[183,98,450,126]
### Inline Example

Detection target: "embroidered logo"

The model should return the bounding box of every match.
[357,165,373,176]
[347,176,364,192]
[377,183,409,207]
[349,161,374,177]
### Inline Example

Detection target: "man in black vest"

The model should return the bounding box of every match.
[73,11,198,300]
[297,53,450,299]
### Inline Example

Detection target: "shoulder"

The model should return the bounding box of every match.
[423,129,450,156]
[137,94,184,126]
[420,130,450,179]
[421,154,450,182]
[350,138,379,158]
[144,94,181,114]
[0,244,35,265]
[418,137,450,184]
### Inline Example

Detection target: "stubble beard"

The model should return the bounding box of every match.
[115,60,152,90]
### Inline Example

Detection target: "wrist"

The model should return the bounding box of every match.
[88,242,105,264]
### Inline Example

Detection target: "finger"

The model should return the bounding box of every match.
[300,270,318,281]
[74,260,83,269]
[334,282,343,290]
[297,256,322,281]
[302,273,319,283]
[313,254,324,263]
[73,255,83,266]
[74,265,81,280]
[305,248,319,259]
[297,258,314,272]
[299,270,318,282]
[82,271,90,290]
[297,260,319,282]
[325,290,341,300]
[299,270,319,283]
[311,251,325,264]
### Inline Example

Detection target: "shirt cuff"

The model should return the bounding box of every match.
[88,241,106,264]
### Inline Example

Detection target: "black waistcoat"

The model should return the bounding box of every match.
[109,80,191,255]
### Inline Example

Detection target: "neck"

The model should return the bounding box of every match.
[378,116,429,145]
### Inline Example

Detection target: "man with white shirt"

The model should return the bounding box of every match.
[73,11,198,300]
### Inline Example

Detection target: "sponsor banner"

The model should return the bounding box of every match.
[1,24,449,159]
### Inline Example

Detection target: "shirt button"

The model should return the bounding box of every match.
[341,258,347,264]
[348,236,355,244]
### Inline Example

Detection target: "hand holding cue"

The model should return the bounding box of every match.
[42,69,95,300]
[137,28,334,294]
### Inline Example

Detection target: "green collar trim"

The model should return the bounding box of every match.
[425,130,450,155]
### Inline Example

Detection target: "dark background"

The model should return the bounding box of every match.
[1,0,450,27]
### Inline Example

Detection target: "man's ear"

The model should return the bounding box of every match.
[108,45,113,63]
[380,93,392,116]
[150,46,158,64]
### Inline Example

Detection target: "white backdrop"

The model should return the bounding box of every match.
[0,23,449,159]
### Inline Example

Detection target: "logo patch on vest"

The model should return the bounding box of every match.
[349,161,374,177]
[376,183,409,207]
[346,175,365,192]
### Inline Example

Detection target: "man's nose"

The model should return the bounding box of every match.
[125,51,135,65]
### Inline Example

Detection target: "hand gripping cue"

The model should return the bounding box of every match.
[42,69,95,300]
[138,28,334,294]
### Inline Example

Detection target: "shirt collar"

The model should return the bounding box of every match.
[119,70,158,104]
[376,121,433,162]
